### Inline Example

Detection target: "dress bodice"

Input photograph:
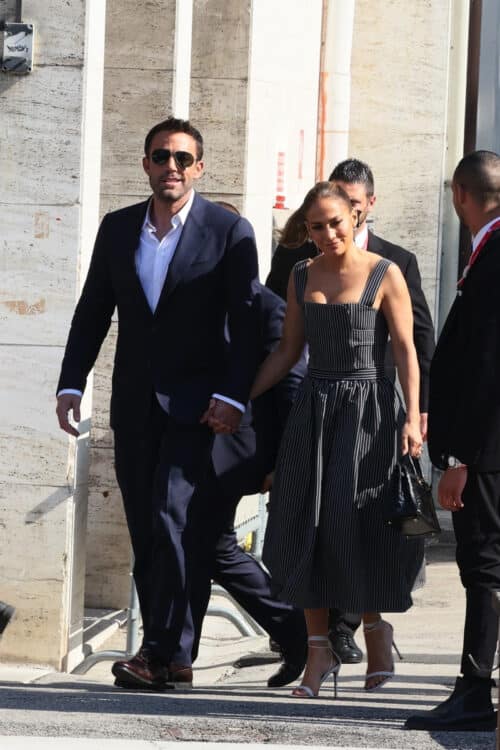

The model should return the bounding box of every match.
[294,258,391,378]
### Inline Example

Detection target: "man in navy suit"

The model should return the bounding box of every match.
[56,117,260,688]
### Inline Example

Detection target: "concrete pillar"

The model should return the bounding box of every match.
[348,0,453,321]
[0,0,106,668]
[84,0,177,609]
[243,0,323,277]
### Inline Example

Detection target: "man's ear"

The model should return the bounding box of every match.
[452,181,467,207]
[142,155,150,176]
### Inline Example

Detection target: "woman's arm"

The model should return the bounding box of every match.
[380,264,422,456]
[250,272,306,399]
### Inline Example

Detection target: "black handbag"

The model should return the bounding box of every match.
[387,454,441,538]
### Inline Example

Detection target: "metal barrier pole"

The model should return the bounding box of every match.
[72,556,139,675]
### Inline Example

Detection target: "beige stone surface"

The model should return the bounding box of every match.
[85,461,130,610]
[0,205,80,347]
[83,0,180,611]
[191,0,250,80]
[100,68,174,198]
[190,77,248,194]
[0,67,83,206]
[0,345,75,486]
[349,0,451,318]
[0,481,76,667]
[23,0,85,65]
[104,0,175,71]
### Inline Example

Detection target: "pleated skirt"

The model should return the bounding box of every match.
[263,373,424,611]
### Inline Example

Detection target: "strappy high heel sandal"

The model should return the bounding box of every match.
[291,636,341,699]
[363,619,403,691]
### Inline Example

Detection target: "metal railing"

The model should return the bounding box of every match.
[72,494,269,674]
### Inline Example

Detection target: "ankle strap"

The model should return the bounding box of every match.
[308,636,330,644]
[364,619,390,632]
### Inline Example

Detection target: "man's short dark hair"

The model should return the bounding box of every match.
[144,117,204,160]
[329,158,375,196]
[454,150,500,206]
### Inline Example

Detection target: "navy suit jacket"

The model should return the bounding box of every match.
[429,229,500,472]
[57,193,260,428]
[265,233,435,410]
[211,286,307,498]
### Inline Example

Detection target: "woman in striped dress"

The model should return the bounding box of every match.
[251,183,424,698]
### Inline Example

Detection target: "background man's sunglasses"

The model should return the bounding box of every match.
[151,149,195,169]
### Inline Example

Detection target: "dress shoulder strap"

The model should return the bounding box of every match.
[293,259,309,306]
[358,258,393,307]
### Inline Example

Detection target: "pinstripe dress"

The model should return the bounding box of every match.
[262,258,424,612]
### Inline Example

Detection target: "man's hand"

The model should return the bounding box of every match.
[200,399,242,434]
[56,393,81,437]
[420,412,428,442]
[438,466,467,512]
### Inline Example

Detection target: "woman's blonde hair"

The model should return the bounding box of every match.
[280,181,353,248]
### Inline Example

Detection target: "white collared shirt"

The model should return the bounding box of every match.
[471,216,500,254]
[137,191,194,312]
[355,225,369,250]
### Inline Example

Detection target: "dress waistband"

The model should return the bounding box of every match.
[308,366,386,381]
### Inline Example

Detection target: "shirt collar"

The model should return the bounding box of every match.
[472,215,500,253]
[142,189,196,234]
[354,225,369,249]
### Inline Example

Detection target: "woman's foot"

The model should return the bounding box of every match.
[363,619,401,691]
[291,636,340,698]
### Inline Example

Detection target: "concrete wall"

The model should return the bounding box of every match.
[244,1,323,278]
[84,0,177,609]
[0,0,105,667]
[348,0,452,321]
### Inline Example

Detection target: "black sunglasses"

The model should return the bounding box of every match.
[150,148,196,170]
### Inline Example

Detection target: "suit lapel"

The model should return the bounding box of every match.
[154,193,209,316]
[121,200,153,316]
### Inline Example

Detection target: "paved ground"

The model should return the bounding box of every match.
[0,537,497,750]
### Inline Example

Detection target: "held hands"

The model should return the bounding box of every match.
[438,467,467,512]
[56,393,81,437]
[200,398,242,434]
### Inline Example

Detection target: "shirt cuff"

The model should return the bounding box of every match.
[212,393,246,414]
[57,389,83,398]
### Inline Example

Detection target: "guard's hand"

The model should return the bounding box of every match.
[438,466,467,512]
[56,393,81,437]
[260,472,274,493]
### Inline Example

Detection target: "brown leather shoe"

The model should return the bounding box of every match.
[168,663,193,689]
[112,649,170,689]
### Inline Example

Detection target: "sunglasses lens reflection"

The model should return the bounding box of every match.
[151,149,195,169]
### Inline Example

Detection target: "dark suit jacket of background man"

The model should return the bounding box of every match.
[57,192,260,665]
[266,233,435,411]
[428,226,500,682]
[184,285,308,664]
[428,228,500,472]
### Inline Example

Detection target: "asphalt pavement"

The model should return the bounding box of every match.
[0,529,496,750]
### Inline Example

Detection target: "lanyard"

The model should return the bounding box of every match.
[457,219,500,288]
